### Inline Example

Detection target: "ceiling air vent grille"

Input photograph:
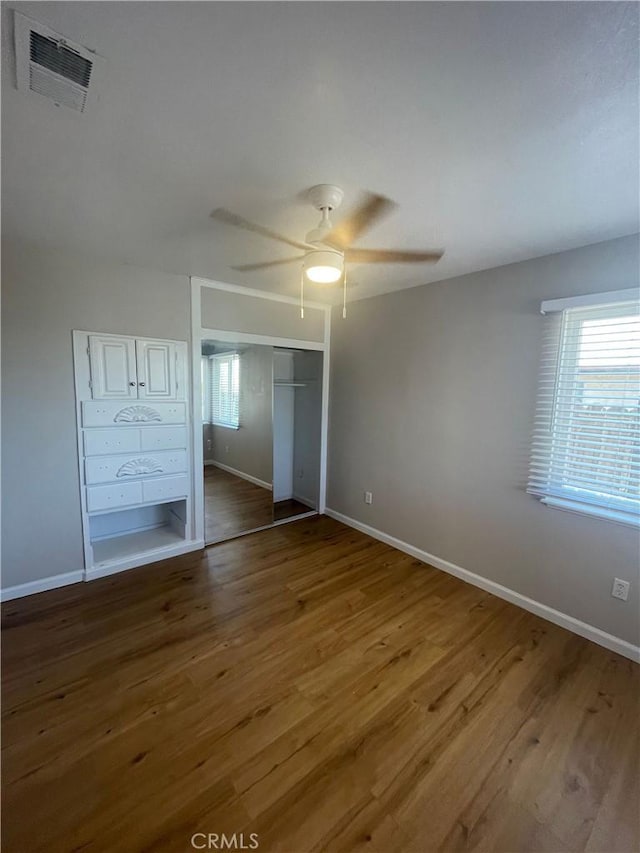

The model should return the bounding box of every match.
[14,12,103,113]
[30,31,93,87]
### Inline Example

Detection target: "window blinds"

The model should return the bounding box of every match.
[201,356,211,423]
[209,353,240,429]
[528,295,640,526]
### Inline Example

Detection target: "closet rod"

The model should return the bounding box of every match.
[274,382,307,387]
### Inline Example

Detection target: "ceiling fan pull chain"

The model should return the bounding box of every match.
[300,269,305,319]
[343,267,347,319]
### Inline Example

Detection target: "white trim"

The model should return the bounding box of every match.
[201,327,326,352]
[193,276,327,311]
[206,460,272,491]
[85,539,204,581]
[540,288,639,314]
[324,508,640,663]
[319,309,331,513]
[272,511,317,526]
[205,510,318,546]
[1,570,83,602]
[192,279,205,544]
[540,496,639,529]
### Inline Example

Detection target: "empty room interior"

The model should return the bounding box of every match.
[1,2,639,852]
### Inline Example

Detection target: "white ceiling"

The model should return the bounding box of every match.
[2,2,638,303]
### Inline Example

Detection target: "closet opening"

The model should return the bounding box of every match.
[201,338,323,545]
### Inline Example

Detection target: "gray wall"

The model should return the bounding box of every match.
[327,235,640,646]
[1,240,190,588]
[201,287,325,342]
[207,345,273,485]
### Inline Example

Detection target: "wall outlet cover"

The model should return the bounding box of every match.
[611,578,630,601]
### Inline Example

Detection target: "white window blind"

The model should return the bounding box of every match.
[201,356,211,423]
[528,293,640,526]
[209,353,240,429]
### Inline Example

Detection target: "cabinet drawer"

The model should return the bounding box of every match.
[140,427,188,451]
[142,475,189,502]
[82,401,186,428]
[85,450,187,485]
[84,429,141,457]
[87,482,143,512]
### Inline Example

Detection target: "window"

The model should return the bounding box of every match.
[201,356,211,423]
[528,290,640,526]
[203,353,240,429]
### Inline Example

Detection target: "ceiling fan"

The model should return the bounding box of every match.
[210,184,444,317]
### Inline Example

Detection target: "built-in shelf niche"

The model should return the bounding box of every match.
[89,500,187,566]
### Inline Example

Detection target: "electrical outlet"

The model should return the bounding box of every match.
[225,445,229,454]
[297,468,304,479]
[611,578,630,601]
[364,491,373,505]
[206,439,212,451]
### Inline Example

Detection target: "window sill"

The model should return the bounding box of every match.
[211,421,240,430]
[540,496,640,529]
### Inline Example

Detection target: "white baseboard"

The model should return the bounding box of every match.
[1,540,206,599]
[1,570,83,602]
[293,493,317,510]
[206,460,272,491]
[324,508,640,663]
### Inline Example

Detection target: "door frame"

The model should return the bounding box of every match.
[190,277,331,546]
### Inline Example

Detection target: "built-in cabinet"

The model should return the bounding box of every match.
[74,331,199,580]
[89,334,180,400]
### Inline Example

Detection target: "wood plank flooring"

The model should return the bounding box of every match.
[2,516,639,852]
[273,498,314,522]
[204,466,273,542]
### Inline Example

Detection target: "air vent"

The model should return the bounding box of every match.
[14,12,103,113]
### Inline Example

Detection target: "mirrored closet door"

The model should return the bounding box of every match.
[201,339,322,545]
[202,340,274,544]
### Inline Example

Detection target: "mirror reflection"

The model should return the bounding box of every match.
[202,340,273,543]
[201,339,323,544]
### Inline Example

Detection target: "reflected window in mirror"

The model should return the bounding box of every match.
[203,352,240,430]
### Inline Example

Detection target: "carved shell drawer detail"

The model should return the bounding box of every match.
[116,457,164,477]
[114,405,162,423]
[82,401,186,428]
[84,449,188,485]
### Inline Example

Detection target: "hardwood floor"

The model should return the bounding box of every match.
[204,466,273,542]
[273,498,314,522]
[2,516,638,852]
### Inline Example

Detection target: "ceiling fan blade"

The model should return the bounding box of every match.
[211,208,311,251]
[324,193,397,249]
[231,256,304,272]
[346,248,444,263]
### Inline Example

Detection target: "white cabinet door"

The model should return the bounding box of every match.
[89,336,137,400]
[136,340,177,400]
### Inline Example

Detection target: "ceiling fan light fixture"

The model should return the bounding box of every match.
[304,249,343,284]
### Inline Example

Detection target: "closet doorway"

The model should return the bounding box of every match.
[200,337,324,545]
[273,348,323,523]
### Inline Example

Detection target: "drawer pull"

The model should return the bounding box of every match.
[116,458,163,477]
